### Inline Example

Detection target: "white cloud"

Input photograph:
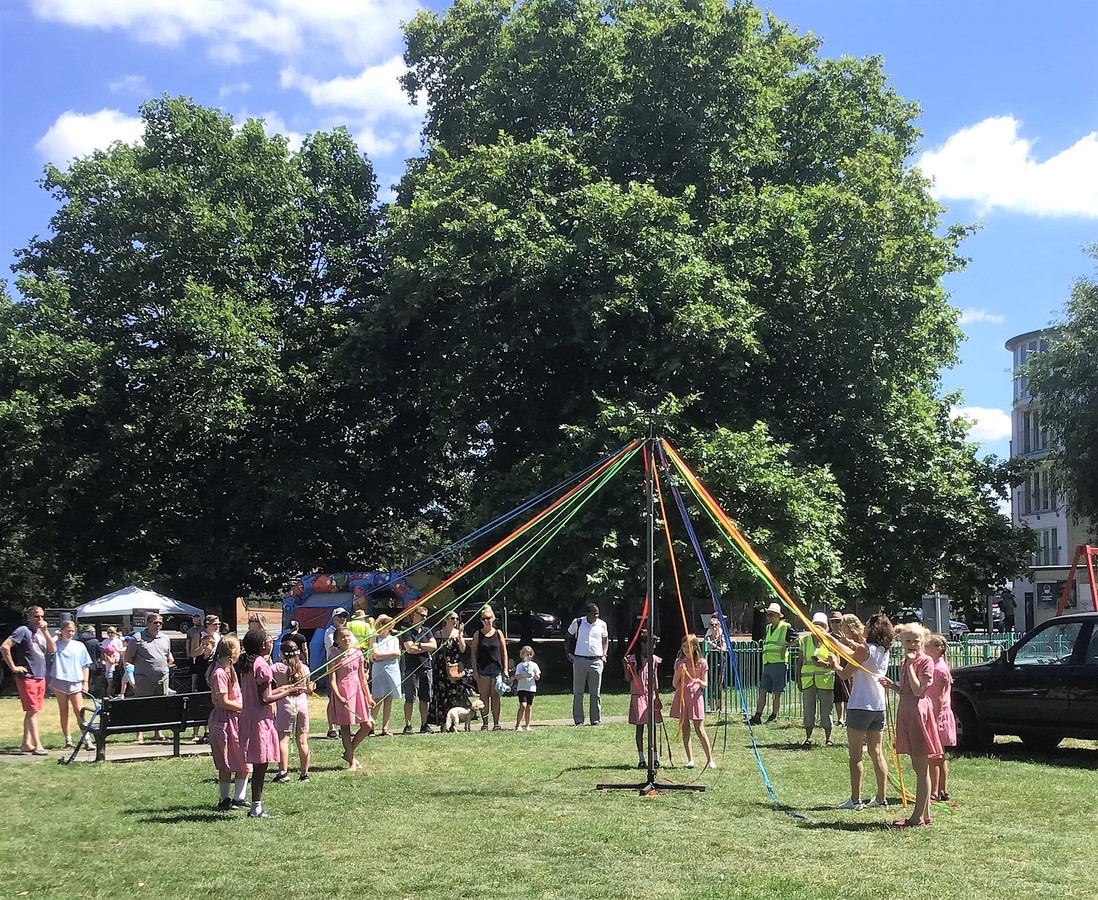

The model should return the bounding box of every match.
[282,57,424,157]
[958,307,1005,326]
[918,116,1098,218]
[280,57,421,119]
[253,111,304,151]
[109,74,148,94]
[951,406,1013,443]
[31,0,417,67]
[218,82,252,99]
[36,109,144,165]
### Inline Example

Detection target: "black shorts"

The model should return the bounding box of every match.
[517,690,535,705]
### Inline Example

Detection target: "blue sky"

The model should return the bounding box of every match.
[1,0,1095,464]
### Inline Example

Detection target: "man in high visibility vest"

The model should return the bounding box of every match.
[797,611,836,747]
[750,602,796,725]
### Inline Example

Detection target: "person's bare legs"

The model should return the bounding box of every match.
[56,692,72,744]
[866,729,888,803]
[682,720,694,764]
[695,721,715,766]
[846,728,866,802]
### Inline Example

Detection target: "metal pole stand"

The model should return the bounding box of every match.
[596,432,706,796]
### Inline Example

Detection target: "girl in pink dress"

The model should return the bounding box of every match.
[624,631,662,769]
[238,630,305,818]
[925,633,957,801]
[670,635,715,769]
[207,635,249,811]
[881,623,943,827]
[328,627,373,771]
[272,639,315,783]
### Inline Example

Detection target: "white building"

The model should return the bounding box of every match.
[1005,329,1096,628]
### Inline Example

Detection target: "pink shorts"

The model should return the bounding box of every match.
[16,676,46,712]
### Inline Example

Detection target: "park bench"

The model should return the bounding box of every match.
[88,692,213,762]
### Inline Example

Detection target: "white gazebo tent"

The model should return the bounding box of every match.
[75,585,203,621]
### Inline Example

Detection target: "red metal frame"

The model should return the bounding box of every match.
[1055,545,1098,615]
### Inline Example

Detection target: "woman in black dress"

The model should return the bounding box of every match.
[471,605,508,730]
[432,611,469,727]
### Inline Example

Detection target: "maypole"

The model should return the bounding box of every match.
[596,431,704,795]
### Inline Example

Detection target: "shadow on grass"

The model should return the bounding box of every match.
[955,743,1098,771]
[125,804,235,824]
[796,819,896,832]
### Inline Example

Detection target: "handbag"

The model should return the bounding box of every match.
[446,661,465,682]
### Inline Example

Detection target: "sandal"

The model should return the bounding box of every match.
[801,739,812,748]
[893,817,932,828]
[825,739,834,747]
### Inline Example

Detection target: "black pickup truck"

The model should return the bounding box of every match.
[952,611,1098,751]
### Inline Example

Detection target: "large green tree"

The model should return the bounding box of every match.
[1029,245,1098,527]
[1,98,392,604]
[383,0,1028,613]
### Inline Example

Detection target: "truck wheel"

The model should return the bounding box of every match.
[953,698,991,752]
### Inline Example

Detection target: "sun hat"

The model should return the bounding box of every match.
[765,602,783,616]
[812,612,829,626]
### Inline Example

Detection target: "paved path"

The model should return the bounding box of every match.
[1,715,631,764]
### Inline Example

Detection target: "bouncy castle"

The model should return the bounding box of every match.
[281,571,421,631]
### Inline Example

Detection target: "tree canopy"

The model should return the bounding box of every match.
[1029,245,1098,527]
[1,1,1033,620]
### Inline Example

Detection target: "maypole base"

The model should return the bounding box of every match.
[596,775,706,796]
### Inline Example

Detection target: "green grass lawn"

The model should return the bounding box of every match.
[1,692,1095,900]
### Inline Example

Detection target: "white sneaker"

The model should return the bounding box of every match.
[706,760,717,769]
[864,798,888,808]
[838,798,864,810]
[685,760,696,769]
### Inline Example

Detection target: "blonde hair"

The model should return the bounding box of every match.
[895,622,929,645]
[840,614,865,638]
[927,632,949,651]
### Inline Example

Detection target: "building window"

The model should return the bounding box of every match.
[1022,467,1056,515]
[1021,409,1049,455]
[1032,527,1059,567]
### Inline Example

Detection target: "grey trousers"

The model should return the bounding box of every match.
[802,685,834,733]
[572,657,604,725]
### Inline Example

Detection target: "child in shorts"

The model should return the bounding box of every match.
[512,646,541,732]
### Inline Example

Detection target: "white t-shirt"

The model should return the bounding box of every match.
[514,661,541,692]
[568,617,608,657]
[847,644,889,711]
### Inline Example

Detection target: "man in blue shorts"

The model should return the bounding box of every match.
[750,602,796,725]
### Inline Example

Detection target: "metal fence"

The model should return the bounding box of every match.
[702,633,1018,721]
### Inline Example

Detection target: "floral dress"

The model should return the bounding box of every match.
[431,631,469,724]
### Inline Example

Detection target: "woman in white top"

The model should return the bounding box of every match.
[50,620,93,750]
[828,613,895,810]
[370,616,402,736]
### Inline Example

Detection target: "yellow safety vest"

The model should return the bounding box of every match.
[762,621,791,664]
[348,620,373,646]
[798,633,834,690]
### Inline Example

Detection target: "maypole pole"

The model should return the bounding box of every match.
[597,426,705,795]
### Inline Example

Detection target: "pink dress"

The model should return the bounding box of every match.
[329,648,371,727]
[930,656,957,748]
[272,662,310,734]
[208,663,248,773]
[669,656,707,721]
[894,652,944,758]
[240,656,281,765]
[627,653,663,725]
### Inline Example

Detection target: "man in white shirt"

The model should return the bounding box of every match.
[567,602,609,726]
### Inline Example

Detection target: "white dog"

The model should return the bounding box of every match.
[444,697,486,732]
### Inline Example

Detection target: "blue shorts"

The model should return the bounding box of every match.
[760,663,787,694]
